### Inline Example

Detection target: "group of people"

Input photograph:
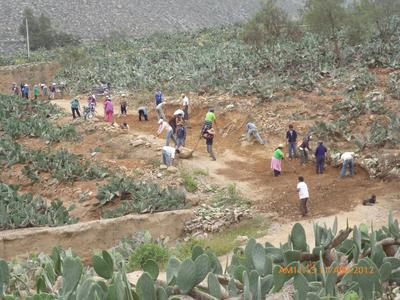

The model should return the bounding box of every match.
[270,124,356,178]
[11,82,61,100]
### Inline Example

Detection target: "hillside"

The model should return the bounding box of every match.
[0,0,308,54]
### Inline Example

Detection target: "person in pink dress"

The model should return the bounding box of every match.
[104,96,114,123]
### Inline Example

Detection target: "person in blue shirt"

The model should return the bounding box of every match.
[286,124,298,159]
[315,141,327,174]
[155,89,163,106]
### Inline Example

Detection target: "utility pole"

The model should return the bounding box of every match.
[25,17,30,58]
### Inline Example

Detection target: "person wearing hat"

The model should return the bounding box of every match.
[298,134,312,165]
[157,119,176,146]
[203,128,216,161]
[182,93,189,121]
[315,141,327,174]
[271,144,284,176]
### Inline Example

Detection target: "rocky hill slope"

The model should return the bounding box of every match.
[0,0,305,54]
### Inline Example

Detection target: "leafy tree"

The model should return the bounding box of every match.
[242,0,297,47]
[19,8,80,51]
[304,0,347,64]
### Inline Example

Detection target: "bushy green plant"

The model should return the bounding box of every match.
[180,170,198,193]
[128,242,169,270]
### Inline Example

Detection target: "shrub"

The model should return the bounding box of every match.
[128,242,169,270]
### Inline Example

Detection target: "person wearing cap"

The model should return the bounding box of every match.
[340,151,355,177]
[286,124,298,159]
[245,122,266,145]
[138,106,148,121]
[201,108,217,135]
[182,94,189,121]
[157,119,176,146]
[203,128,216,161]
[156,102,166,120]
[315,141,327,174]
[271,144,284,176]
[298,135,312,165]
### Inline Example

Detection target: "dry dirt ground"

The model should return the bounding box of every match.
[1,64,399,253]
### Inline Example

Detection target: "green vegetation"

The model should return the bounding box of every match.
[180,169,198,193]
[97,177,187,218]
[2,214,400,298]
[0,183,76,230]
[129,242,169,270]
[0,94,77,143]
[19,8,80,51]
[213,183,250,206]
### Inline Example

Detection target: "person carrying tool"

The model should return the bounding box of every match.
[70,97,81,119]
[315,141,327,174]
[203,128,216,161]
[201,108,217,135]
[340,151,355,177]
[286,124,298,159]
[157,119,176,146]
[298,135,312,165]
[271,144,284,177]
[138,106,148,121]
[245,122,265,145]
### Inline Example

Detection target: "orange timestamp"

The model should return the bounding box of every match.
[278,264,375,275]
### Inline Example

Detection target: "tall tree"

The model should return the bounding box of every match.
[304,0,347,65]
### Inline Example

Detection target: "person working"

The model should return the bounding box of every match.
[315,141,327,174]
[299,135,312,165]
[162,146,179,167]
[201,108,217,134]
[182,94,189,121]
[156,102,166,120]
[203,128,216,161]
[138,106,148,121]
[271,144,284,177]
[245,122,265,145]
[340,151,355,177]
[157,119,176,146]
[71,98,81,119]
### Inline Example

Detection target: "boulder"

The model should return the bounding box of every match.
[167,166,178,173]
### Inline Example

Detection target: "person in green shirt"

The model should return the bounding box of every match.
[201,108,217,135]
[71,98,81,119]
[271,144,284,177]
[33,84,39,100]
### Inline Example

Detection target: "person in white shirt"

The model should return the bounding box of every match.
[156,102,166,120]
[340,152,355,177]
[182,94,189,121]
[162,146,179,166]
[156,119,176,146]
[297,176,309,217]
